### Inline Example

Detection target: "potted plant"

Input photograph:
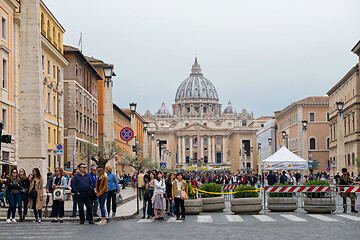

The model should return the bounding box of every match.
[184,183,202,215]
[267,182,297,212]
[303,180,336,214]
[231,185,262,214]
[199,183,225,212]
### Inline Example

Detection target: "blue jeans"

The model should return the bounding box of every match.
[98,192,108,218]
[170,199,175,214]
[71,195,77,217]
[7,192,20,219]
[19,193,29,217]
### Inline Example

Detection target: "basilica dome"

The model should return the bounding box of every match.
[175,58,219,101]
[223,101,236,114]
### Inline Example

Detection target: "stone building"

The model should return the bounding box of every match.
[63,45,101,170]
[327,41,360,176]
[146,58,268,173]
[18,0,68,176]
[275,97,330,172]
[0,0,20,174]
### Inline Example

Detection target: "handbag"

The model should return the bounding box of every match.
[181,190,188,200]
[116,192,123,204]
[29,183,37,200]
[88,177,97,200]
[53,177,64,201]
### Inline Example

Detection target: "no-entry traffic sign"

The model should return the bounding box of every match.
[120,127,134,142]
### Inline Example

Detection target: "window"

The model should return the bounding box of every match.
[1,16,7,41]
[53,94,56,115]
[309,138,316,150]
[48,127,50,143]
[42,54,45,72]
[194,138,197,145]
[352,153,355,165]
[2,58,7,89]
[2,109,6,130]
[48,59,51,76]
[242,120,247,126]
[54,154,56,168]
[327,138,329,149]
[57,67,60,83]
[185,123,189,127]
[228,123,232,127]
[309,112,315,122]
[79,67,82,81]
[47,90,51,112]
[186,138,189,145]
[76,64,78,77]
[48,152,51,168]
[217,137,221,145]
[326,112,329,121]
[347,153,351,166]
[2,151,9,162]
[204,138,207,145]
[79,91,82,105]
[76,89,78,103]
[186,156,190,163]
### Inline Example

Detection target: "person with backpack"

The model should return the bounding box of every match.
[280,171,288,184]
[67,169,78,218]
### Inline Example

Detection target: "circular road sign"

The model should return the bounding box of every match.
[120,127,134,142]
[56,144,63,150]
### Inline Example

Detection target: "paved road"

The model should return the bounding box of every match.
[1,211,359,240]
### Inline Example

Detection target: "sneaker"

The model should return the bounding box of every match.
[6,219,11,223]
[80,221,85,224]
[106,218,110,223]
[112,212,116,217]
[95,218,101,222]
[89,221,95,224]
[59,219,64,223]
[11,219,17,223]
[38,219,42,223]
[51,219,58,223]
[95,220,106,225]
[33,219,38,223]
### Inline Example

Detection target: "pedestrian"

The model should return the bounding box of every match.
[105,166,120,217]
[51,167,67,223]
[153,171,166,221]
[89,166,98,217]
[5,168,21,223]
[19,168,30,222]
[46,171,56,217]
[67,169,78,218]
[339,168,358,213]
[146,171,155,219]
[132,173,137,191]
[29,168,44,223]
[138,170,145,201]
[72,163,94,224]
[172,172,188,220]
[142,174,150,219]
[166,173,175,216]
[95,168,108,225]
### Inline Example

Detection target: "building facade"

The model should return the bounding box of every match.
[146,58,268,173]
[327,41,360,176]
[18,0,68,176]
[63,45,101,170]
[0,0,20,174]
[275,97,330,172]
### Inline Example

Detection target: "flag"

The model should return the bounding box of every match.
[78,32,82,47]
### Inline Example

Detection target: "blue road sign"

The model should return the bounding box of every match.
[160,162,166,168]
[308,161,313,168]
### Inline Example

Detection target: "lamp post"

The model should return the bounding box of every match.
[268,138,272,157]
[129,102,139,215]
[258,143,262,175]
[282,131,288,148]
[143,122,148,158]
[103,65,114,87]
[302,120,308,160]
[335,101,345,175]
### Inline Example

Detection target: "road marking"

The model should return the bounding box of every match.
[337,214,360,221]
[137,219,154,223]
[167,217,183,223]
[197,215,213,223]
[281,214,307,222]
[307,214,338,222]
[252,215,276,222]
[226,215,243,222]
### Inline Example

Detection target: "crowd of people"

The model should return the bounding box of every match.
[1,166,359,224]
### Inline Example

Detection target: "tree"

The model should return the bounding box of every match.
[356,158,360,171]
[310,160,319,171]
[81,141,123,169]
[123,157,157,172]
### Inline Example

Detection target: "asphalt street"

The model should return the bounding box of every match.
[1,209,359,240]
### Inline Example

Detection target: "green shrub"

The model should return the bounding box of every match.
[187,183,197,199]
[268,182,294,198]
[199,183,222,198]
[233,185,259,198]
[304,180,330,198]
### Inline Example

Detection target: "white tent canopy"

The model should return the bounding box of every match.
[262,147,308,170]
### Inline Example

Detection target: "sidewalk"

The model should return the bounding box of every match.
[0,186,142,222]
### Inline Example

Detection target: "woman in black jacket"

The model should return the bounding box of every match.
[6,169,21,223]
[166,173,175,216]
[19,168,30,222]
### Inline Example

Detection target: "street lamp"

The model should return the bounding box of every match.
[129,102,137,113]
[302,120,308,129]
[151,133,155,139]
[143,122,148,130]
[258,143,261,149]
[268,138,272,145]
[102,65,114,87]
[282,131,287,138]
[336,101,344,116]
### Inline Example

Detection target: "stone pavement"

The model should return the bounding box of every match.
[0,186,141,221]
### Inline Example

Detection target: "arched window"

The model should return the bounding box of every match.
[53,27,56,43]
[47,20,50,38]
[309,138,316,150]
[204,156,208,164]
[41,13,45,33]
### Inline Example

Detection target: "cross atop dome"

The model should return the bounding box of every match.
[191,57,202,76]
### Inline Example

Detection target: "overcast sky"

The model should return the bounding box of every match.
[44,0,359,117]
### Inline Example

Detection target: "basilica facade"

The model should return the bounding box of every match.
[144,58,271,172]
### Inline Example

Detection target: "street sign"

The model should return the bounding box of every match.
[326,166,331,171]
[244,167,247,171]
[160,162,166,168]
[331,163,337,168]
[120,127,134,142]
[135,138,139,146]
[308,161,313,168]
[115,158,118,164]
[56,144,63,155]
[56,149,63,155]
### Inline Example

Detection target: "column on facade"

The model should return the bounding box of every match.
[212,136,216,163]
[190,136,193,163]
[182,137,186,164]
[177,137,181,164]
[222,136,226,163]
[208,136,212,164]
[200,136,204,160]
